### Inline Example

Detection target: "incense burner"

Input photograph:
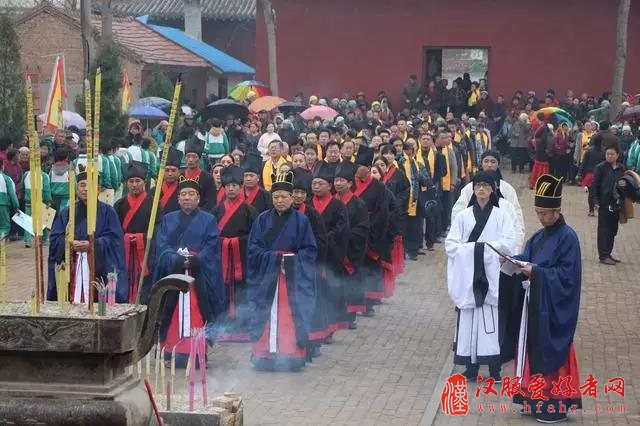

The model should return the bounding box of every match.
[0,274,191,425]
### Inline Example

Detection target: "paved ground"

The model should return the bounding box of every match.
[3,169,639,425]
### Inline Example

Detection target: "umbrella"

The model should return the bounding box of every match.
[530,107,573,127]
[202,99,249,120]
[229,80,271,102]
[620,105,640,120]
[277,101,306,114]
[249,96,286,113]
[128,105,169,120]
[300,105,338,121]
[38,110,86,129]
[132,97,171,110]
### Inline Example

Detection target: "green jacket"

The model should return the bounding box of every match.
[20,170,52,205]
[204,132,229,159]
[73,154,112,189]
[0,173,19,211]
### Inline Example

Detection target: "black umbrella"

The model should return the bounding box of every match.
[202,98,249,120]
[277,101,306,115]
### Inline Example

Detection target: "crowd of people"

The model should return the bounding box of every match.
[1,72,639,423]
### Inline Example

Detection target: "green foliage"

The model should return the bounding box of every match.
[141,63,174,100]
[87,41,127,142]
[0,16,26,143]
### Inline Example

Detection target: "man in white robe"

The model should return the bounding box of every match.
[451,150,524,249]
[446,171,518,382]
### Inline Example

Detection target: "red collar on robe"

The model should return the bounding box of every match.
[296,203,307,214]
[122,192,147,231]
[244,185,260,205]
[382,165,397,184]
[218,196,245,231]
[354,175,373,197]
[183,168,202,180]
[312,194,332,214]
[160,181,177,208]
[336,191,354,205]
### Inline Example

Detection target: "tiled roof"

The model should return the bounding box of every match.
[91,15,210,67]
[110,0,255,21]
[139,18,254,74]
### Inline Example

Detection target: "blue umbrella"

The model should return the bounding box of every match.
[132,97,171,110]
[128,105,169,120]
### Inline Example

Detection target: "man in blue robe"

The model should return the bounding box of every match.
[154,175,225,366]
[47,165,128,303]
[247,171,318,371]
[511,174,582,423]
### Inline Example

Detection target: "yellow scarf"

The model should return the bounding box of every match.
[401,154,419,216]
[580,132,593,162]
[468,89,480,106]
[416,148,435,177]
[316,144,323,160]
[262,156,287,191]
[442,147,452,191]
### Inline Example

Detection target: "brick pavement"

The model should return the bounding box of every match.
[3,169,639,425]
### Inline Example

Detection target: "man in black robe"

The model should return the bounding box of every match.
[352,146,391,315]
[182,138,216,210]
[242,151,273,214]
[159,148,182,214]
[212,165,257,341]
[292,167,328,358]
[114,163,156,303]
[334,161,370,329]
[310,163,349,348]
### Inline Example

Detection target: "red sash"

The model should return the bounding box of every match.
[296,203,307,214]
[216,186,226,204]
[124,233,146,303]
[312,194,332,214]
[122,192,147,231]
[160,182,177,208]
[183,167,202,180]
[245,186,260,205]
[218,197,244,231]
[382,165,397,184]
[336,191,354,205]
[354,175,373,197]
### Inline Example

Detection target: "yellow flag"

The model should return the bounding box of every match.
[43,56,66,131]
[121,70,132,113]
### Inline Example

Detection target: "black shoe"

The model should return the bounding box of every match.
[462,367,479,381]
[309,345,321,358]
[600,257,616,265]
[426,245,435,251]
[609,256,621,263]
[324,333,334,344]
[490,373,502,383]
[362,307,375,317]
[417,250,426,255]
[408,254,418,261]
[536,412,567,423]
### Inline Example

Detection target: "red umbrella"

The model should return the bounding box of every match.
[300,105,338,120]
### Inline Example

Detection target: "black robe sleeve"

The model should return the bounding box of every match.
[305,204,328,264]
[347,198,370,265]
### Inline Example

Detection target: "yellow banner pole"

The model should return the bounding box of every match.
[135,79,182,305]
[26,77,42,312]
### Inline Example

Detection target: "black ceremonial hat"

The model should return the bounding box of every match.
[334,161,357,181]
[184,136,204,156]
[355,145,374,167]
[166,147,183,168]
[271,171,294,193]
[220,165,243,186]
[313,162,335,183]
[178,175,200,193]
[124,161,147,180]
[241,151,263,175]
[534,174,563,209]
[292,167,312,193]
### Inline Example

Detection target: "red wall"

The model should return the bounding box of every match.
[256,0,640,107]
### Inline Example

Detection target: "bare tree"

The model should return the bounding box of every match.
[611,0,631,119]
[259,0,278,95]
[80,0,93,78]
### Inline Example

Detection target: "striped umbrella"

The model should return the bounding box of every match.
[229,80,271,102]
